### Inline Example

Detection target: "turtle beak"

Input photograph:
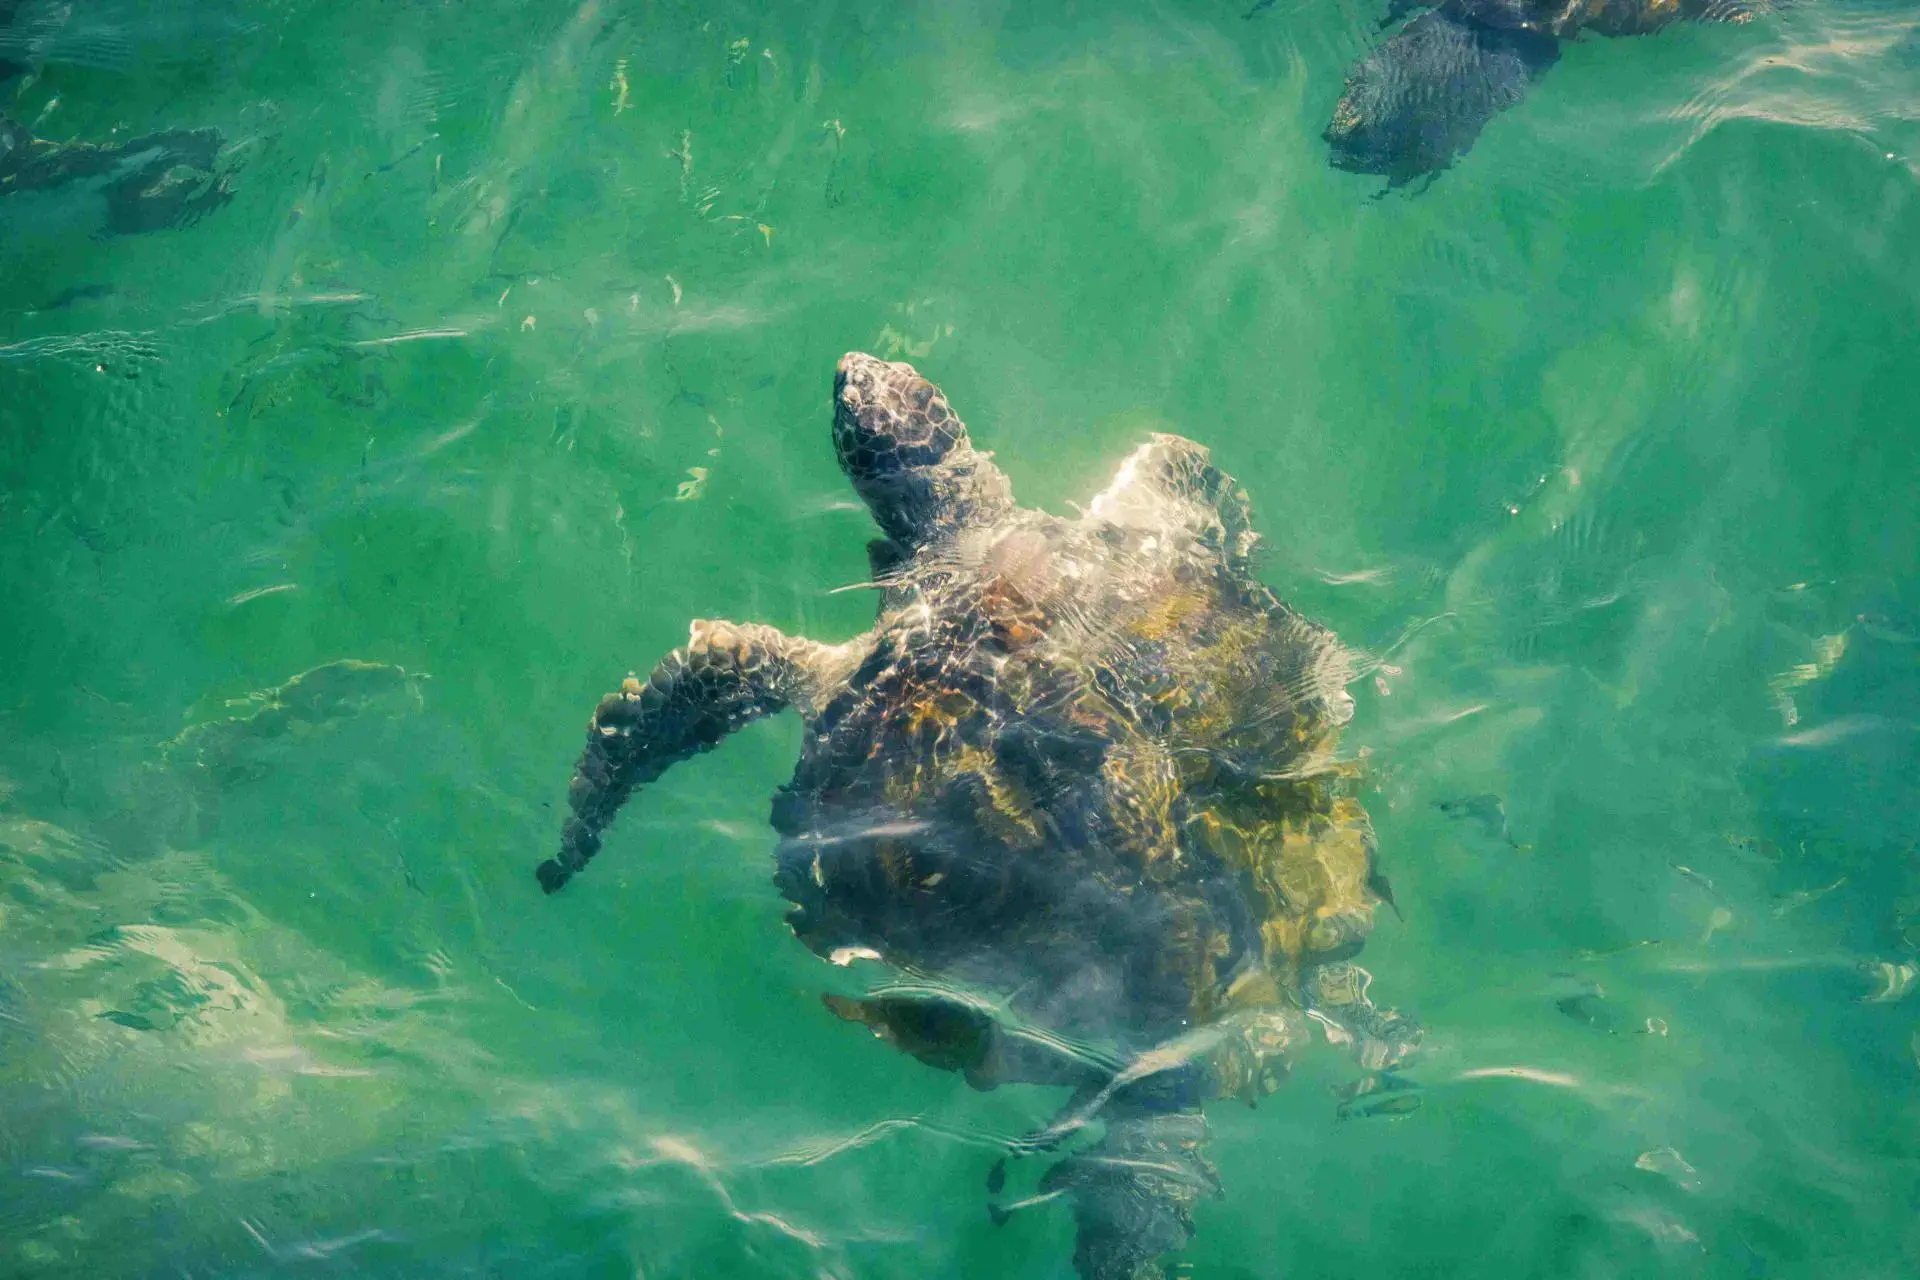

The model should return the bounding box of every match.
[836,350,886,381]
[835,351,904,405]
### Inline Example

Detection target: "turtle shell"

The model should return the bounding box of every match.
[771,503,1378,1062]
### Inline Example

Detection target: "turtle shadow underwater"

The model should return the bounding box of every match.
[539,352,1418,1279]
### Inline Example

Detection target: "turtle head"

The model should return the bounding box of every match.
[833,352,1013,551]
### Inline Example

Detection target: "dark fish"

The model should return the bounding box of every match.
[1325,0,1758,184]
[822,988,1115,1092]
[1338,1091,1424,1121]
[1334,1070,1419,1103]
[97,1010,159,1031]
[1668,862,1722,898]
[1571,939,1661,961]
[986,1157,1007,1195]
[1335,1070,1423,1120]
[1554,993,1621,1035]
[1367,868,1404,921]
[1435,794,1520,848]
[1325,10,1558,187]
[32,282,117,312]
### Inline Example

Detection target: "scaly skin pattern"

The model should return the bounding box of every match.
[545,353,1416,1279]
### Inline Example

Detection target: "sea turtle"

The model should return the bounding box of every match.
[542,353,1418,1279]
[1324,0,1760,185]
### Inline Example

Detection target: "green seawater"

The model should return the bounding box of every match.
[4,1,1920,1275]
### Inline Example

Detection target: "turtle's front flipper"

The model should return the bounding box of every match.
[1303,960,1422,1072]
[539,621,854,893]
[1324,9,1560,184]
[1084,434,1260,573]
[1040,1103,1221,1280]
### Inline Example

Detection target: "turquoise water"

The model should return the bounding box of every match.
[4,1,1920,1275]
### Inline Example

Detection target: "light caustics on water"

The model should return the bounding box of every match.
[2,0,1918,1278]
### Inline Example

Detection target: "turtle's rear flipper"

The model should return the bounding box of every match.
[1040,1107,1221,1280]
[539,621,853,893]
[1325,10,1560,184]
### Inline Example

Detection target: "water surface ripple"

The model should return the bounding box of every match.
[2,1,1917,1276]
